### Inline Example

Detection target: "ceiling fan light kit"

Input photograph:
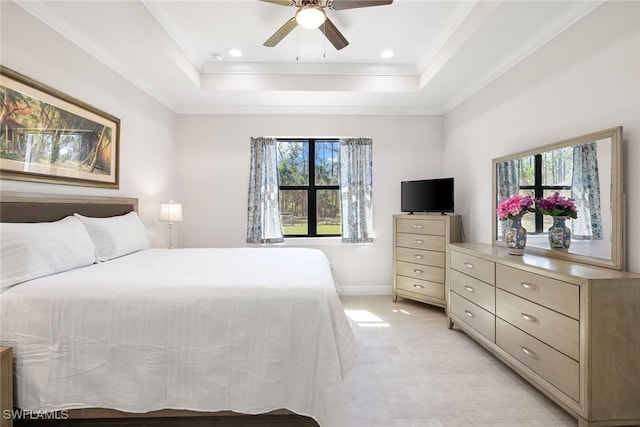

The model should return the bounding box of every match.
[261,0,393,51]
[295,5,326,29]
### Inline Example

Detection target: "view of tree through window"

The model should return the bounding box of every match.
[518,146,573,233]
[277,139,341,237]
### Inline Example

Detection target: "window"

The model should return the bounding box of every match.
[247,136,372,243]
[518,146,573,233]
[276,139,341,237]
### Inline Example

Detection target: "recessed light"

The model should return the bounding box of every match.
[381,50,394,59]
[228,48,242,58]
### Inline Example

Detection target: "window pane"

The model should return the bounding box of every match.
[277,140,309,186]
[279,189,308,235]
[317,189,341,235]
[519,155,535,186]
[315,141,340,185]
[541,147,573,186]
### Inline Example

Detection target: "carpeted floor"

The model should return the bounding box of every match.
[341,295,578,427]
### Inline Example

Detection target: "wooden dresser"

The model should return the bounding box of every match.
[447,243,640,427]
[1,347,12,427]
[392,214,462,307]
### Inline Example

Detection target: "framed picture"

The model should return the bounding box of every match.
[0,66,119,188]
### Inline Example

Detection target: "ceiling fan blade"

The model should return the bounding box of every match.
[330,0,392,10]
[259,0,294,6]
[264,17,298,47]
[319,18,349,50]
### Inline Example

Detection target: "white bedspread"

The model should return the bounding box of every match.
[0,248,357,427]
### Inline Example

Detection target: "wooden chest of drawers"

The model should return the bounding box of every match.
[448,243,640,427]
[0,347,12,427]
[392,214,462,307]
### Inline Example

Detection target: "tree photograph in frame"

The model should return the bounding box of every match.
[0,66,119,188]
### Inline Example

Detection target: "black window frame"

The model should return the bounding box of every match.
[277,138,341,238]
[519,153,572,233]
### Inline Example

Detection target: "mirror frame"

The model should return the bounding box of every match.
[491,126,624,270]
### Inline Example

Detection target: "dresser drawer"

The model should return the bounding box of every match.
[450,250,495,285]
[396,261,444,283]
[496,264,579,320]
[450,269,495,313]
[396,246,444,268]
[450,292,495,342]
[396,276,444,300]
[496,289,579,361]
[396,233,445,251]
[496,318,579,402]
[396,218,445,236]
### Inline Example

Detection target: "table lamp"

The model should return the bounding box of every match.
[159,201,183,249]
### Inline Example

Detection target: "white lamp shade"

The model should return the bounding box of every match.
[159,202,183,222]
[295,5,326,30]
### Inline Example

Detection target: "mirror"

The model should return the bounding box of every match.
[492,127,624,270]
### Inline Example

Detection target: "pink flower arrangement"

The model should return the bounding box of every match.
[497,194,535,220]
[537,192,578,219]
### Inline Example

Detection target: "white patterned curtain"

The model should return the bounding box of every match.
[340,137,373,243]
[246,137,284,244]
[571,142,602,240]
[496,159,520,238]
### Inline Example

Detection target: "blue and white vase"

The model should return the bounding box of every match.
[505,216,527,255]
[548,216,571,250]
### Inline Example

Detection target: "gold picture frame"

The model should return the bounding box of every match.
[0,66,119,188]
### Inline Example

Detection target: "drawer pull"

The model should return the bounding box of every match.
[521,346,539,360]
[464,286,475,293]
[414,269,424,274]
[521,313,539,323]
[464,310,475,318]
[464,262,475,269]
[414,239,423,244]
[413,284,424,289]
[413,224,424,229]
[521,282,539,291]
[414,254,424,259]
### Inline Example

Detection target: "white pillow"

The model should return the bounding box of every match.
[0,216,97,293]
[74,212,148,261]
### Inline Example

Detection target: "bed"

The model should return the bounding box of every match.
[0,192,357,427]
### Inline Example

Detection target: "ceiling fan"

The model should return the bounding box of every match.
[260,0,393,50]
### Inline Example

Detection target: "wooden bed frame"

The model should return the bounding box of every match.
[0,192,318,427]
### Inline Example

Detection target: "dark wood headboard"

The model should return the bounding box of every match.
[0,192,138,223]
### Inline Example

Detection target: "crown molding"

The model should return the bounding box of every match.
[174,104,443,116]
[201,61,419,76]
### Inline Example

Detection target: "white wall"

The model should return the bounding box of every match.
[176,114,444,293]
[443,1,640,273]
[0,2,179,247]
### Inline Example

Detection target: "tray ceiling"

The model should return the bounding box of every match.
[10,0,604,114]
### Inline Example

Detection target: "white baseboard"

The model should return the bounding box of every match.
[338,285,392,296]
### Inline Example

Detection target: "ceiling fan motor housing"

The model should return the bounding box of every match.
[300,0,328,7]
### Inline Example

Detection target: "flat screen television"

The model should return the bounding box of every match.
[401,178,454,214]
